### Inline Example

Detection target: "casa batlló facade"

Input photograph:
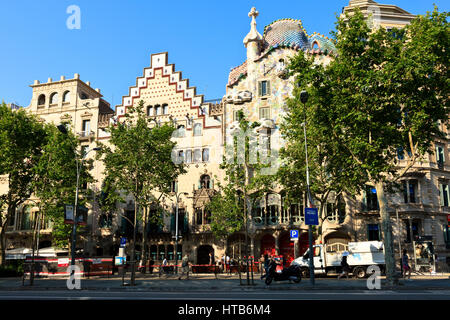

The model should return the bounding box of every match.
[2,0,449,270]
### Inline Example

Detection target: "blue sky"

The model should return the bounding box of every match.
[0,0,448,108]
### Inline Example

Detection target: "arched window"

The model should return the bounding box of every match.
[63,91,70,103]
[37,94,46,106]
[176,125,185,138]
[162,104,168,114]
[200,174,211,189]
[202,148,209,162]
[50,92,58,105]
[193,123,202,136]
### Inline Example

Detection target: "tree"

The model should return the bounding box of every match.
[279,83,365,242]
[32,122,93,251]
[287,7,449,284]
[0,103,47,265]
[97,99,185,284]
[207,110,274,283]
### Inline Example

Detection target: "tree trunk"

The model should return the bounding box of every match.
[375,181,397,286]
[141,206,148,273]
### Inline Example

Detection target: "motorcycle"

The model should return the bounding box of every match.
[262,260,302,285]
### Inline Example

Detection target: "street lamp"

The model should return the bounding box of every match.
[300,90,315,286]
[173,190,189,274]
[70,147,100,271]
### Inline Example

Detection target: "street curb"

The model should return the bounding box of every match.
[3,285,450,292]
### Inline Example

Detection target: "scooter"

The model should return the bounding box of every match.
[262,260,302,285]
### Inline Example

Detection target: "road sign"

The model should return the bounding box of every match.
[120,237,127,247]
[290,230,299,241]
[305,207,319,226]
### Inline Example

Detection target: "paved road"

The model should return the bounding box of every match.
[0,289,450,300]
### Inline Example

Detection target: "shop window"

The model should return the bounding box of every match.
[150,245,157,261]
[167,245,174,260]
[158,245,165,260]
[443,225,450,249]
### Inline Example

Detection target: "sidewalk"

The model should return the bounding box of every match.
[1,273,450,292]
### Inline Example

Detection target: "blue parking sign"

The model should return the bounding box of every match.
[305,207,319,225]
[290,230,299,241]
[120,237,127,247]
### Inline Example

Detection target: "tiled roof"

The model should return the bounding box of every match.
[262,19,310,52]
[227,19,337,87]
[227,60,247,87]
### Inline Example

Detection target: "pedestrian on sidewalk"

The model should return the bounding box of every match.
[402,249,411,280]
[338,251,350,280]
[178,254,191,280]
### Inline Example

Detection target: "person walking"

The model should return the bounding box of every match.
[178,254,191,280]
[402,249,411,280]
[162,257,169,275]
[338,252,350,280]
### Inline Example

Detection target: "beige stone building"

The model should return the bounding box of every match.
[3,74,114,255]
[2,0,449,271]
